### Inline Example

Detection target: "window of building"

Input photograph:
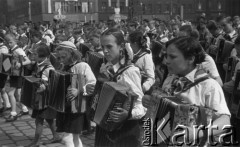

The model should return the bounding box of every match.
[157,4,162,13]
[188,4,193,12]
[165,4,170,13]
[61,2,69,13]
[102,2,107,11]
[172,4,177,14]
[148,4,152,13]
[142,4,146,14]
[120,2,125,11]
[82,2,88,13]
[112,2,116,8]
[74,2,82,13]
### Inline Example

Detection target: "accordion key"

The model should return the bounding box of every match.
[0,53,24,76]
[146,91,214,145]
[21,76,47,110]
[48,70,85,113]
[91,82,135,132]
[85,51,104,77]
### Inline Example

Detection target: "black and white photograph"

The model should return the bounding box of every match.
[0,0,240,146]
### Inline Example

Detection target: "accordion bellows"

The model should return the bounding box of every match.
[48,70,85,113]
[147,90,214,145]
[85,51,104,76]
[91,82,134,132]
[0,53,24,76]
[21,76,47,110]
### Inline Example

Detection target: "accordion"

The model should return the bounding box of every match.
[0,53,24,76]
[21,76,47,110]
[85,51,104,76]
[146,90,214,145]
[216,39,234,63]
[90,82,135,132]
[48,70,85,113]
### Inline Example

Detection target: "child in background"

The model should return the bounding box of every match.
[0,36,11,114]
[4,34,31,122]
[27,44,61,147]
[55,41,96,147]
[223,35,240,101]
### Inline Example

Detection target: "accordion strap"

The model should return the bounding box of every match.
[64,61,80,72]
[182,75,209,93]
[38,64,52,79]
[112,64,133,82]
[132,50,150,64]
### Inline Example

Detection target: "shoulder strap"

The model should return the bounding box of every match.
[64,61,80,72]
[112,64,133,82]
[36,64,52,78]
[182,75,209,92]
[11,46,19,53]
[132,50,150,64]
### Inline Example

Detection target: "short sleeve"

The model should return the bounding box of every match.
[15,48,27,57]
[200,54,220,78]
[204,80,231,116]
[117,66,146,120]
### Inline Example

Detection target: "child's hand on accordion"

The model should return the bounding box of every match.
[109,108,128,123]
[67,88,79,102]
[142,95,154,109]
[86,84,95,95]
[37,84,46,93]
[15,62,21,69]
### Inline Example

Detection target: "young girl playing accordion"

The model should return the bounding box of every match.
[95,28,146,147]
[143,36,231,146]
[55,41,96,147]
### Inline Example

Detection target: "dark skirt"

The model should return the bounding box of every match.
[31,107,57,119]
[9,76,23,88]
[0,73,8,88]
[56,106,86,134]
[95,120,141,147]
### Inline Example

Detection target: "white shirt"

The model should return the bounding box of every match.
[0,43,9,54]
[37,58,54,81]
[11,45,27,57]
[199,54,220,79]
[134,53,155,92]
[232,61,240,81]
[162,67,231,117]
[70,62,97,95]
[111,62,147,120]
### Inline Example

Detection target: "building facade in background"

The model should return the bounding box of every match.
[0,0,238,25]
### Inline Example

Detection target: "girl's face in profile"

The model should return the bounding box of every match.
[101,34,121,65]
[166,44,193,76]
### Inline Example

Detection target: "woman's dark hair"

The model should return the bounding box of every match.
[128,31,148,50]
[166,36,206,65]
[101,28,131,66]
[37,43,51,58]
[179,25,200,41]
[235,35,240,45]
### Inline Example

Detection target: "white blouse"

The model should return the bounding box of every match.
[162,67,231,117]
[110,62,147,120]
[70,62,97,95]
[134,52,155,92]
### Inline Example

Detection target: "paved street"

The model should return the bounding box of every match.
[0,106,95,147]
